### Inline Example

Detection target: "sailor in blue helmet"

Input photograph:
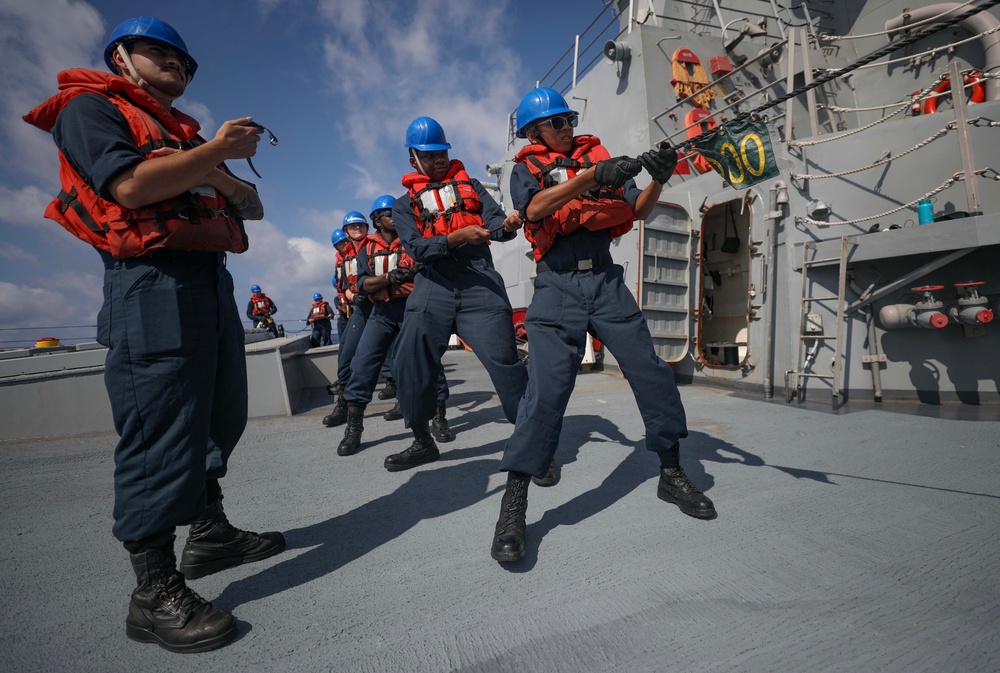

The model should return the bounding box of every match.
[323,210,370,422]
[22,16,284,652]
[323,210,393,425]
[307,292,335,347]
[336,194,455,456]
[387,116,527,471]
[247,284,279,337]
[330,228,352,346]
[489,87,714,564]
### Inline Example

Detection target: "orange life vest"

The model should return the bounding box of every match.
[341,240,362,295]
[401,160,484,237]
[361,234,415,302]
[515,135,635,262]
[23,69,249,259]
[310,301,332,319]
[334,246,352,311]
[250,294,273,317]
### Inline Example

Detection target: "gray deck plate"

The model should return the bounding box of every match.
[2,350,997,672]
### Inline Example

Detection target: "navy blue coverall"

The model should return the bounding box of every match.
[343,242,448,405]
[52,94,250,542]
[497,163,689,479]
[392,179,527,428]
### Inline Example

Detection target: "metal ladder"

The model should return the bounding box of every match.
[787,236,857,404]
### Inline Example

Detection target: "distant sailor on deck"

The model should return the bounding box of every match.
[23,16,285,652]
[490,87,716,564]
[307,292,335,347]
[389,116,527,471]
[247,284,279,337]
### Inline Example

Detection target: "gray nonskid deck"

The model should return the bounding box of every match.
[2,351,997,673]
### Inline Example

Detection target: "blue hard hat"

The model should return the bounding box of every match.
[313,293,323,301]
[515,87,576,138]
[104,17,198,79]
[369,194,396,222]
[405,117,451,151]
[251,284,261,293]
[342,211,368,229]
[330,229,348,247]
[331,274,338,288]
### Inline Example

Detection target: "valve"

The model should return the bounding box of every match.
[879,285,949,329]
[949,281,993,325]
[910,285,949,328]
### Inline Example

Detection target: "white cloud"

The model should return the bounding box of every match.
[0,0,106,185]
[0,275,101,332]
[315,0,524,193]
[178,99,216,137]
[227,219,338,322]
[256,0,285,16]
[302,207,348,235]
[0,243,39,265]
[317,0,367,34]
[0,185,52,227]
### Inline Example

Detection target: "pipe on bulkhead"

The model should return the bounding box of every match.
[762,180,787,399]
[879,288,951,329]
[885,4,1000,101]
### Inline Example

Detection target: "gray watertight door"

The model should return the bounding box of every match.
[640,203,692,363]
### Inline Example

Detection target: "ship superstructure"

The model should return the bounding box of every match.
[491,0,1000,407]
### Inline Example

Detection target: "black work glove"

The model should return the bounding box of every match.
[638,145,678,184]
[593,156,643,189]
[386,268,407,285]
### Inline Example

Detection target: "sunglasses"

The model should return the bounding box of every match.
[245,122,279,179]
[537,113,579,132]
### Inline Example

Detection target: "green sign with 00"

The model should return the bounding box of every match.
[689,116,779,189]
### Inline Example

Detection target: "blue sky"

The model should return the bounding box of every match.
[0,0,610,347]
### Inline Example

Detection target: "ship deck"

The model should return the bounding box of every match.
[2,350,998,673]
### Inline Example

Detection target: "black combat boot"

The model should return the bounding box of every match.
[179,493,286,580]
[377,378,397,400]
[656,444,716,519]
[322,395,348,427]
[431,401,454,443]
[491,471,530,563]
[383,400,403,421]
[384,423,440,471]
[125,531,237,653]
[531,459,561,487]
[338,402,365,456]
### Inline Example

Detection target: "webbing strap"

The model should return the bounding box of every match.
[57,188,105,233]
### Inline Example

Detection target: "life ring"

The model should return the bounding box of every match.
[922,71,986,115]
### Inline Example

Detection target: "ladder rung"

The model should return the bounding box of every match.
[799,334,835,339]
[801,296,839,302]
[796,373,834,380]
[804,257,840,266]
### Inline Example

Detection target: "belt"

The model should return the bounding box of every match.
[536,253,613,274]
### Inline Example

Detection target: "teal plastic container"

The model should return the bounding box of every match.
[917,199,934,225]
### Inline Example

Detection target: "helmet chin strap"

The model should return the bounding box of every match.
[115,44,148,89]
[411,149,428,176]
